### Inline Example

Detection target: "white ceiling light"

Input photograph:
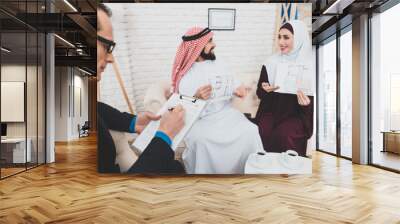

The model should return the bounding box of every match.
[1,47,11,53]
[54,34,75,48]
[63,0,78,12]
[323,0,355,15]
[78,68,93,76]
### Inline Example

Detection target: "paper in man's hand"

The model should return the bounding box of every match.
[132,94,207,152]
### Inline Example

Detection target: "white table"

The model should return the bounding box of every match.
[1,138,31,163]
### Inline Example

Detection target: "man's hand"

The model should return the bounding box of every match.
[194,84,212,100]
[297,90,311,106]
[261,82,279,93]
[158,105,185,140]
[135,112,161,134]
[234,85,250,98]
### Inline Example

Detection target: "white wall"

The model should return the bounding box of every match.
[100,3,283,112]
[72,73,89,138]
[55,67,89,141]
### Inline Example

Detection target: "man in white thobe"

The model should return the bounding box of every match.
[171,27,264,174]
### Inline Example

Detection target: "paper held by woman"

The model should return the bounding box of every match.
[273,62,314,96]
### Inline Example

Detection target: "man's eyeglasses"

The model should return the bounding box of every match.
[97,35,116,53]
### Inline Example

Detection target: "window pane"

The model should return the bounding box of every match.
[340,29,352,158]
[38,32,45,165]
[1,28,28,177]
[27,31,38,169]
[371,3,400,171]
[0,0,46,178]
[318,38,337,154]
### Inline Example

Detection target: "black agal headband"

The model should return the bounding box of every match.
[182,28,211,41]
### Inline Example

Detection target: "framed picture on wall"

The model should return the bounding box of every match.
[208,8,236,30]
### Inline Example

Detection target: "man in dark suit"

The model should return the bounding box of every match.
[97,3,185,173]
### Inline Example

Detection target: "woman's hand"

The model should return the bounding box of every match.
[194,84,212,100]
[297,90,311,106]
[261,82,279,93]
[234,85,250,98]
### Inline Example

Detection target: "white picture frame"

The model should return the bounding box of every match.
[208,8,236,31]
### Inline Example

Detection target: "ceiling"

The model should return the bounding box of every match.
[311,0,390,44]
[0,0,96,75]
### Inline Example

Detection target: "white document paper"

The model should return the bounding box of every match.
[132,94,206,152]
[208,74,235,99]
[273,63,314,96]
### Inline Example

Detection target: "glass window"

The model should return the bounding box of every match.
[1,20,28,177]
[318,37,337,154]
[27,31,38,169]
[340,29,352,158]
[0,0,46,179]
[371,3,400,171]
[38,32,46,165]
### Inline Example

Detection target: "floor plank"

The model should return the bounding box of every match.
[0,135,399,223]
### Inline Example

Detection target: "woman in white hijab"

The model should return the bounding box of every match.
[255,20,314,157]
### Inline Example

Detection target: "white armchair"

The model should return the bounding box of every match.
[231,75,260,118]
[143,80,171,114]
[109,130,137,172]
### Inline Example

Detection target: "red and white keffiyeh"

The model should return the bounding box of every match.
[171,27,213,93]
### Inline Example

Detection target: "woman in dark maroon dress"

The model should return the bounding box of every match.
[255,20,314,157]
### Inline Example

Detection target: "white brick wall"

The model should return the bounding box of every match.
[100,3,308,112]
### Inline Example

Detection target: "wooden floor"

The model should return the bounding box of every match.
[1,135,400,223]
[1,167,26,178]
[1,163,45,178]
[372,150,400,171]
